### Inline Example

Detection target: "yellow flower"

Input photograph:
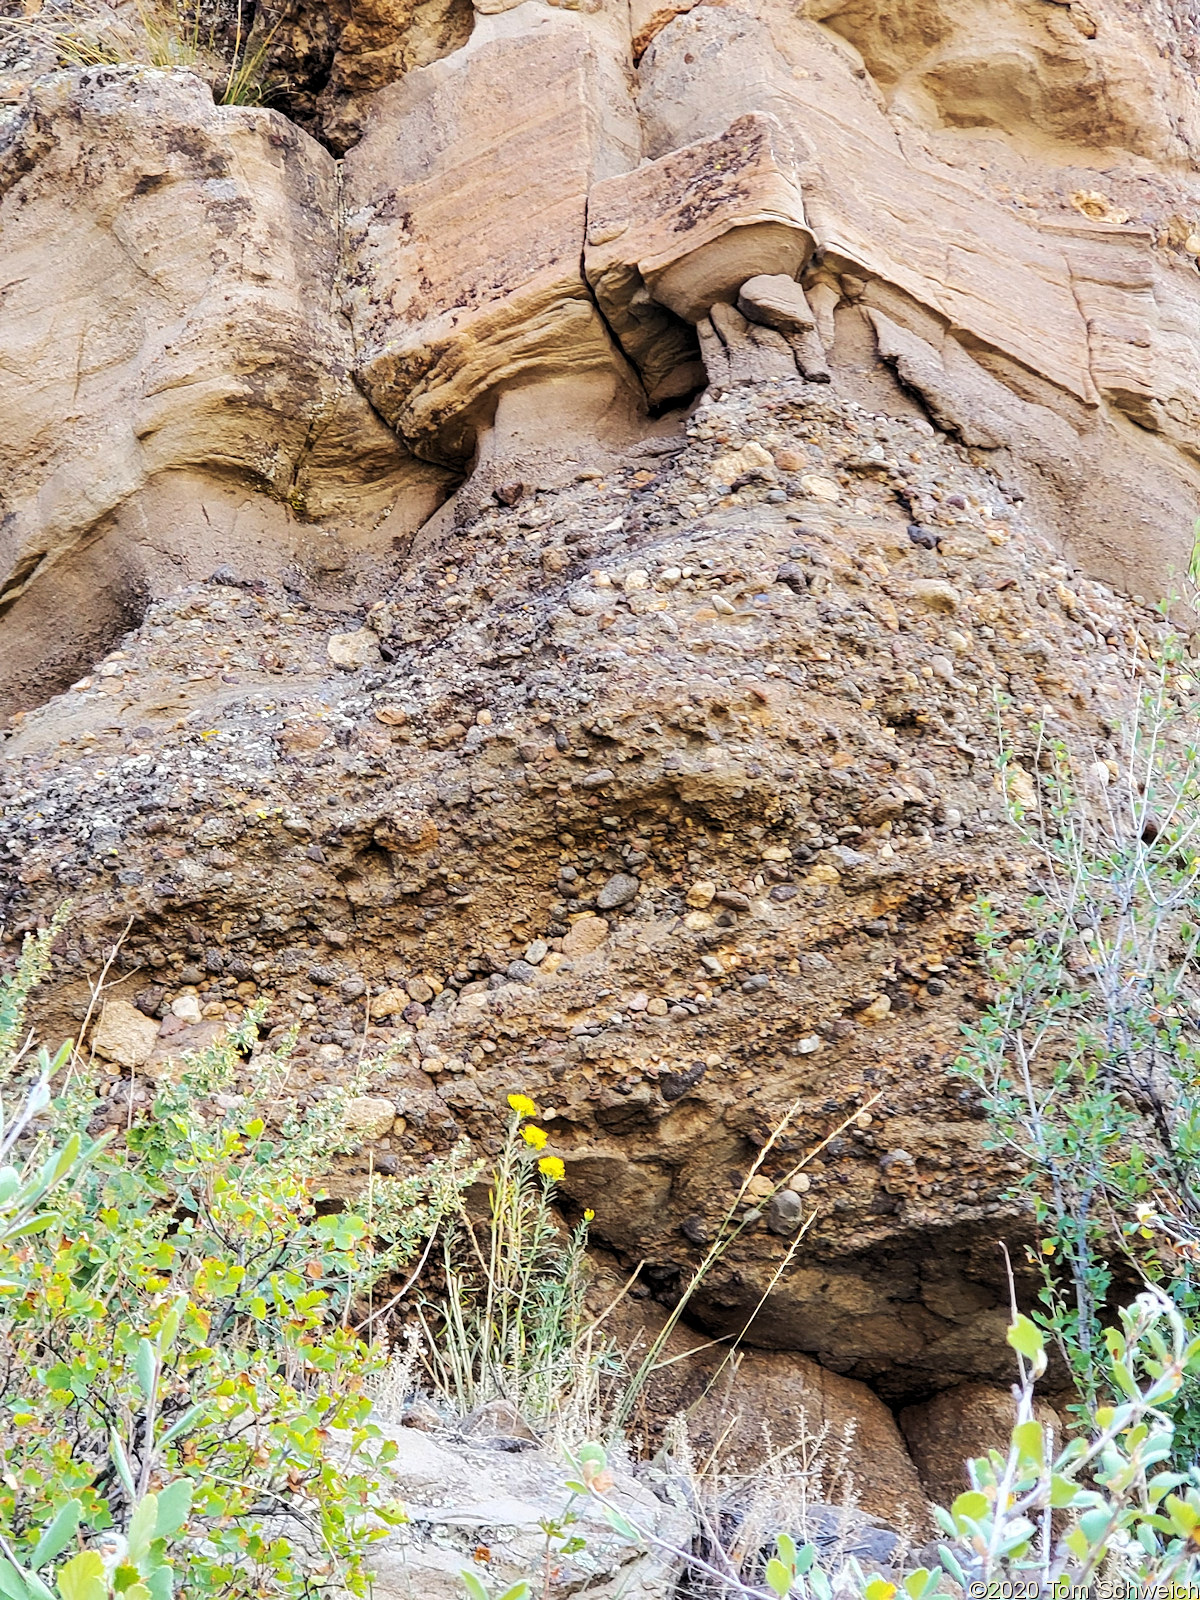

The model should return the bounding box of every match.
[584,1209,595,1222]
[522,1125,548,1150]
[507,1093,538,1119]
[538,1156,566,1183]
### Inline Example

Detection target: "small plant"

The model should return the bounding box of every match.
[419,1093,599,1429]
[957,638,1200,1449]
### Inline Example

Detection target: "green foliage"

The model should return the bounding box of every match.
[460,1576,530,1600]
[956,641,1200,1448]
[0,926,469,1597]
[765,1533,828,1600]
[931,1295,1200,1589]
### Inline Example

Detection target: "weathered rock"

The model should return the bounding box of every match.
[343,7,641,464]
[635,0,1200,593]
[561,916,610,956]
[618,1314,931,1529]
[460,1397,538,1443]
[254,0,474,150]
[0,368,1173,1417]
[372,988,411,1018]
[8,0,1200,1495]
[585,113,812,397]
[170,992,203,1025]
[765,1187,805,1235]
[900,1382,1063,1509]
[328,630,384,670]
[342,1096,400,1141]
[738,273,831,381]
[0,66,445,715]
[366,1425,686,1598]
[91,999,159,1069]
[596,872,640,909]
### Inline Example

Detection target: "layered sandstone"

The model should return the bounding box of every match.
[2,0,1199,725]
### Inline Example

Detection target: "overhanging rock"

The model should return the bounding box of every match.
[584,113,814,401]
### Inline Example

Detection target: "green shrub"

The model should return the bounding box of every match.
[0,922,469,1596]
[418,1092,600,1430]
[956,639,1200,1450]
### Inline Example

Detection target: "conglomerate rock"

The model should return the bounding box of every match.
[1,377,1174,1412]
[3,0,1200,1528]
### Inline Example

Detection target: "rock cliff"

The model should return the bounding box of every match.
[2,0,1198,1523]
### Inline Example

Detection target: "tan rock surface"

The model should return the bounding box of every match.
[92,999,159,1069]
[342,1095,401,1141]
[342,7,641,464]
[634,0,1200,590]
[366,1423,687,1597]
[900,1382,1063,1508]
[620,1316,930,1528]
[587,111,813,314]
[0,64,448,716]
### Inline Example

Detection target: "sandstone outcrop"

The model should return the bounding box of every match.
[583,113,813,398]
[4,0,1200,718]
[342,4,642,466]
[0,63,450,713]
[3,0,1200,1530]
[609,1305,931,1526]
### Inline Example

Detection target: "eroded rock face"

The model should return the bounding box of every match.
[3,0,1200,1525]
[900,1382,1064,1508]
[342,3,642,465]
[0,64,450,714]
[253,0,475,151]
[3,0,1200,721]
[608,1303,931,1526]
[1,377,1162,1413]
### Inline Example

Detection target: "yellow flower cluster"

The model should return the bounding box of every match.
[507,1091,566,1182]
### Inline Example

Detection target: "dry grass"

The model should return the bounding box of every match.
[0,0,278,103]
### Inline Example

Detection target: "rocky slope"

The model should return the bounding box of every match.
[3,0,1200,716]
[2,0,1199,1528]
[1,372,1175,1444]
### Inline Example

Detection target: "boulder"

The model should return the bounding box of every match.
[328,629,384,670]
[367,1425,687,1598]
[342,1097,400,1142]
[91,1000,160,1070]
[900,1382,1064,1509]
[627,1322,932,1531]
